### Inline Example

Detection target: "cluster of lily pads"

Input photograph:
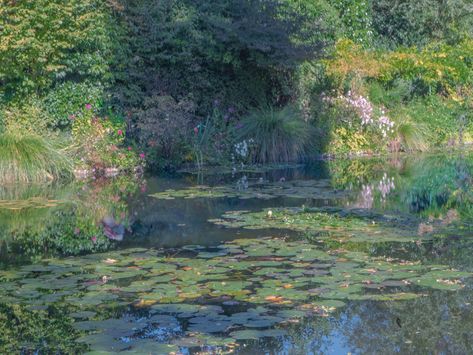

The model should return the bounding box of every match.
[0,197,66,210]
[150,179,351,201]
[210,206,426,243]
[0,237,470,353]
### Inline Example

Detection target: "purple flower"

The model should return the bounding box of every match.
[117,129,123,136]
[139,153,146,159]
[85,103,92,110]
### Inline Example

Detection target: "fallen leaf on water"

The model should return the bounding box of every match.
[134,299,157,307]
[103,258,117,264]
[265,295,287,304]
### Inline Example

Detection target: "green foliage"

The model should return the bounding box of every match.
[0,133,73,183]
[0,304,85,353]
[44,82,104,129]
[372,0,473,48]
[71,105,141,171]
[382,40,473,96]
[0,97,50,136]
[236,106,313,164]
[0,0,119,101]
[191,106,236,169]
[0,0,472,167]
[332,0,373,45]
[113,0,334,122]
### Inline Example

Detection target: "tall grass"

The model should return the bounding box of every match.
[395,118,431,152]
[237,106,313,164]
[0,133,73,183]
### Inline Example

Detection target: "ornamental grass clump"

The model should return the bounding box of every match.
[236,106,313,164]
[0,133,73,183]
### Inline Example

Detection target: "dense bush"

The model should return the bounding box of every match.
[70,104,141,172]
[0,0,120,101]
[372,0,473,48]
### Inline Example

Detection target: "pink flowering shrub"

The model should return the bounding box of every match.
[71,105,142,172]
[324,91,395,137]
[321,90,396,154]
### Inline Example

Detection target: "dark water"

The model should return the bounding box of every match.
[1,152,472,354]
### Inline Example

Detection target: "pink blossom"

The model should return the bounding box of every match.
[127,146,132,151]
[139,153,146,159]
[91,236,97,244]
[194,127,199,135]
[117,129,123,136]
[85,103,92,110]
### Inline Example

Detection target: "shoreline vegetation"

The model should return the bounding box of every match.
[1,1,472,182]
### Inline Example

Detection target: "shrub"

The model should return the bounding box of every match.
[71,104,140,172]
[331,0,373,45]
[235,106,313,164]
[0,98,50,136]
[0,0,119,101]
[43,82,104,129]
[134,95,195,171]
[0,133,73,183]
[324,39,388,92]
[372,0,473,48]
[381,40,473,96]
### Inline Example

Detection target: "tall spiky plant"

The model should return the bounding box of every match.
[0,133,73,183]
[236,106,313,164]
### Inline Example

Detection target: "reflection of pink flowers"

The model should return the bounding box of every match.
[139,153,146,159]
[117,129,123,136]
[85,103,92,110]
[91,236,97,244]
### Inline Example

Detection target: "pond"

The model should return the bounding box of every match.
[1,152,472,354]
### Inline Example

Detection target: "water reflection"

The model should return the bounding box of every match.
[0,152,472,353]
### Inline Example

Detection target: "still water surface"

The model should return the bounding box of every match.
[0,152,472,354]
